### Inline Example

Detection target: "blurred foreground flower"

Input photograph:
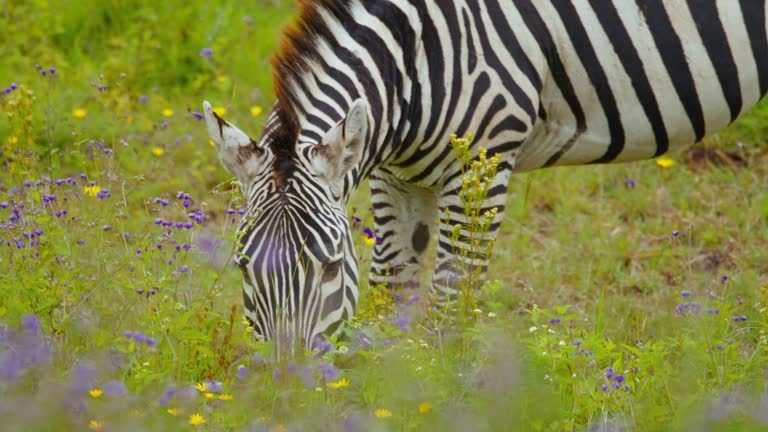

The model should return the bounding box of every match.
[213,106,227,116]
[327,378,349,389]
[162,108,174,117]
[88,420,104,431]
[251,106,263,117]
[73,108,87,119]
[121,331,157,345]
[656,156,675,169]
[374,409,392,418]
[418,401,432,414]
[152,147,164,157]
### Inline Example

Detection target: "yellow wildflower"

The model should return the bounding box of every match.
[251,106,263,117]
[162,108,174,117]
[188,413,206,426]
[209,139,215,148]
[374,409,392,418]
[363,236,376,246]
[655,156,676,169]
[9,136,18,145]
[217,75,227,83]
[195,382,207,392]
[418,401,432,414]
[218,393,234,401]
[213,106,227,117]
[89,388,103,398]
[167,407,182,416]
[326,378,349,389]
[83,184,101,197]
[88,420,105,431]
[73,108,87,119]
[152,147,164,157]
[204,392,215,399]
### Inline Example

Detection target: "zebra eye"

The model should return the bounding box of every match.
[321,260,342,284]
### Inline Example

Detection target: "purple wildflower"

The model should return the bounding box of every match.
[601,384,609,392]
[614,375,625,384]
[179,265,189,273]
[157,386,177,406]
[395,316,410,332]
[68,364,96,396]
[407,295,420,305]
[680,290,692,298]
[203,380,223,393]
[672,230,680,237]
[318,363,339,381]
[236,366,248,381]
[314,338,333,353]
[191,111,204,120]
[732,316,748,322]
[706,308,720,315]
[199,48,214,58]
[102,380,127,396]
[102,225,112,231]
[362,227,375,239]
[96,190,110,199]
[122,331,157,346]
[721,275,728,283]
[48,67,56,75]
[97,84,107,91]
[605,367,614,380]
[624,178,636,188]
[21,314,41,336]
[548,317,561,325]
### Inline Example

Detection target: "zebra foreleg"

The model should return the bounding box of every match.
[367,169,437,293]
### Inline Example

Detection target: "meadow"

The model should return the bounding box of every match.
[1,1,768,430]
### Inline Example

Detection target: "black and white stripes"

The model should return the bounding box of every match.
[204,1,768,348]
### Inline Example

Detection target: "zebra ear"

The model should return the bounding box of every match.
[203,101,264,185]
[311,99,368,183]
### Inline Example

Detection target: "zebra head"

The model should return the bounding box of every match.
[202,100,368,352]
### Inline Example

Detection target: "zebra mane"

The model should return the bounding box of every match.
[269,0,354,186]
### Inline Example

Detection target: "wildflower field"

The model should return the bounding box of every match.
[2,1,768,431]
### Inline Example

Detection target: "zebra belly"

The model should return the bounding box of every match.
[514,0,765,170]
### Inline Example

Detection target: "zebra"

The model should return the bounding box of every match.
[203,0,768,350]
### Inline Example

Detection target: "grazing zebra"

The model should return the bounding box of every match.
[203,0,768,350]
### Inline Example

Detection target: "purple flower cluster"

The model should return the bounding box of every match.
[121,331,157,346]
[0,314,51,383]
[674,302,701,315]
[318,362,339,381]
[601,367,630,393]
[361,227,383,244]
[35,64,56,77]
[732,316,748,322]
[86,140,113,159]
[1,82,19,95]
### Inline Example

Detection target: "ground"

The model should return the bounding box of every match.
[1,1,767,431]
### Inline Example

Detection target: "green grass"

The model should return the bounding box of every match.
[1,1,768,431]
